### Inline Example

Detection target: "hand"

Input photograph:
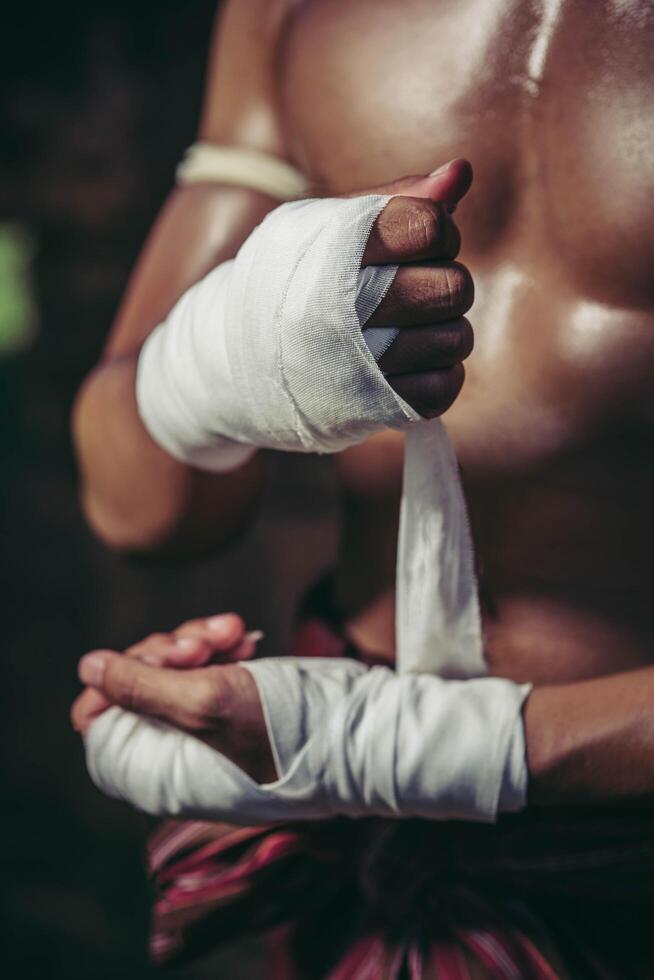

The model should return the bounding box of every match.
[360,159,475,417]
[71,613,276,783]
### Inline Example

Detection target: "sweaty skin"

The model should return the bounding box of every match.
[73,0,654,799]
[280,0,654,686]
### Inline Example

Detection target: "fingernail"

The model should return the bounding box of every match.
[205,615,234,638]
[175,636,199,651]
[78,652,108,687]
[429,160,454,177]
[244,629,264,644]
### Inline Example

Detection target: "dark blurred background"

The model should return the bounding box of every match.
[1,3,337,976]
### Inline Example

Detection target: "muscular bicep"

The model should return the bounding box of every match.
[105,0,296,359]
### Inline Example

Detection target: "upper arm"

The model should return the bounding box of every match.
[198,0,295,153]
[104,0,297,360]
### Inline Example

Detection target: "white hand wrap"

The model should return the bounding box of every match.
[135,195,412,472]
[88,660,529,824]
[86,194,532,824]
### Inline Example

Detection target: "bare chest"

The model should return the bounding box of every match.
[281,0,654,472]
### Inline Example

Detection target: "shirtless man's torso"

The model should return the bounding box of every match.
[73,0,654,784]
[75,0,654,749]
[273,0,654,689]
[70,1,654,972]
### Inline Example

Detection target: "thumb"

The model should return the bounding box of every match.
[78,650,218,732]
[350,158,473,209]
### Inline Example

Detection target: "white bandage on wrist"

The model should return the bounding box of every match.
[87,659,529,824]
[246,659,529,820]
[135,195,409,472]
[87,194,533,826]
[135,261,257,472]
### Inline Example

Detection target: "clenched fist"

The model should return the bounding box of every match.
[358,159,474,416]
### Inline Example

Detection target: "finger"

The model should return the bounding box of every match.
[175,612,245,648]
[362,197,461,266]
[124,614,248,670]
[366,262,474,327]
[347,158,473,209]
[360,159,473,266]
[125,633,188,664]
[126,634,214,669]
[377,318,474,375]
[78,651,224,733]
[231,631,264,662]
[71,685,112,735]
[150,630,262,669]
[387,363,466,418]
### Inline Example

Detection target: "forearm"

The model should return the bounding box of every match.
[85,658,531,823]
[73,185,273,555]
[526,665,654,804]
[73,355,262,556]
[83,648,654,824]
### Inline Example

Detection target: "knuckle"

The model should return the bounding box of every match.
[177,617,206,634]
[441,267,463,308]
[451,317,475,360]
[225,612,245,634]
[426,319,474,364]
[113,664,148,713]
[420,365,466,417]
[405,200,443,254]
[187,675,221,729]
[439,363,466,412]
[441,264,474,312]
[147,632,172,645]
[124,641,145,660]
[126,633,172,660]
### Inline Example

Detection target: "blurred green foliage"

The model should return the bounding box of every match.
[0,222,38,356]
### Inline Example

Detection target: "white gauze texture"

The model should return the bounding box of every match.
[88,660,528,824]
[86,194,531,824]
[135,196,414,470]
